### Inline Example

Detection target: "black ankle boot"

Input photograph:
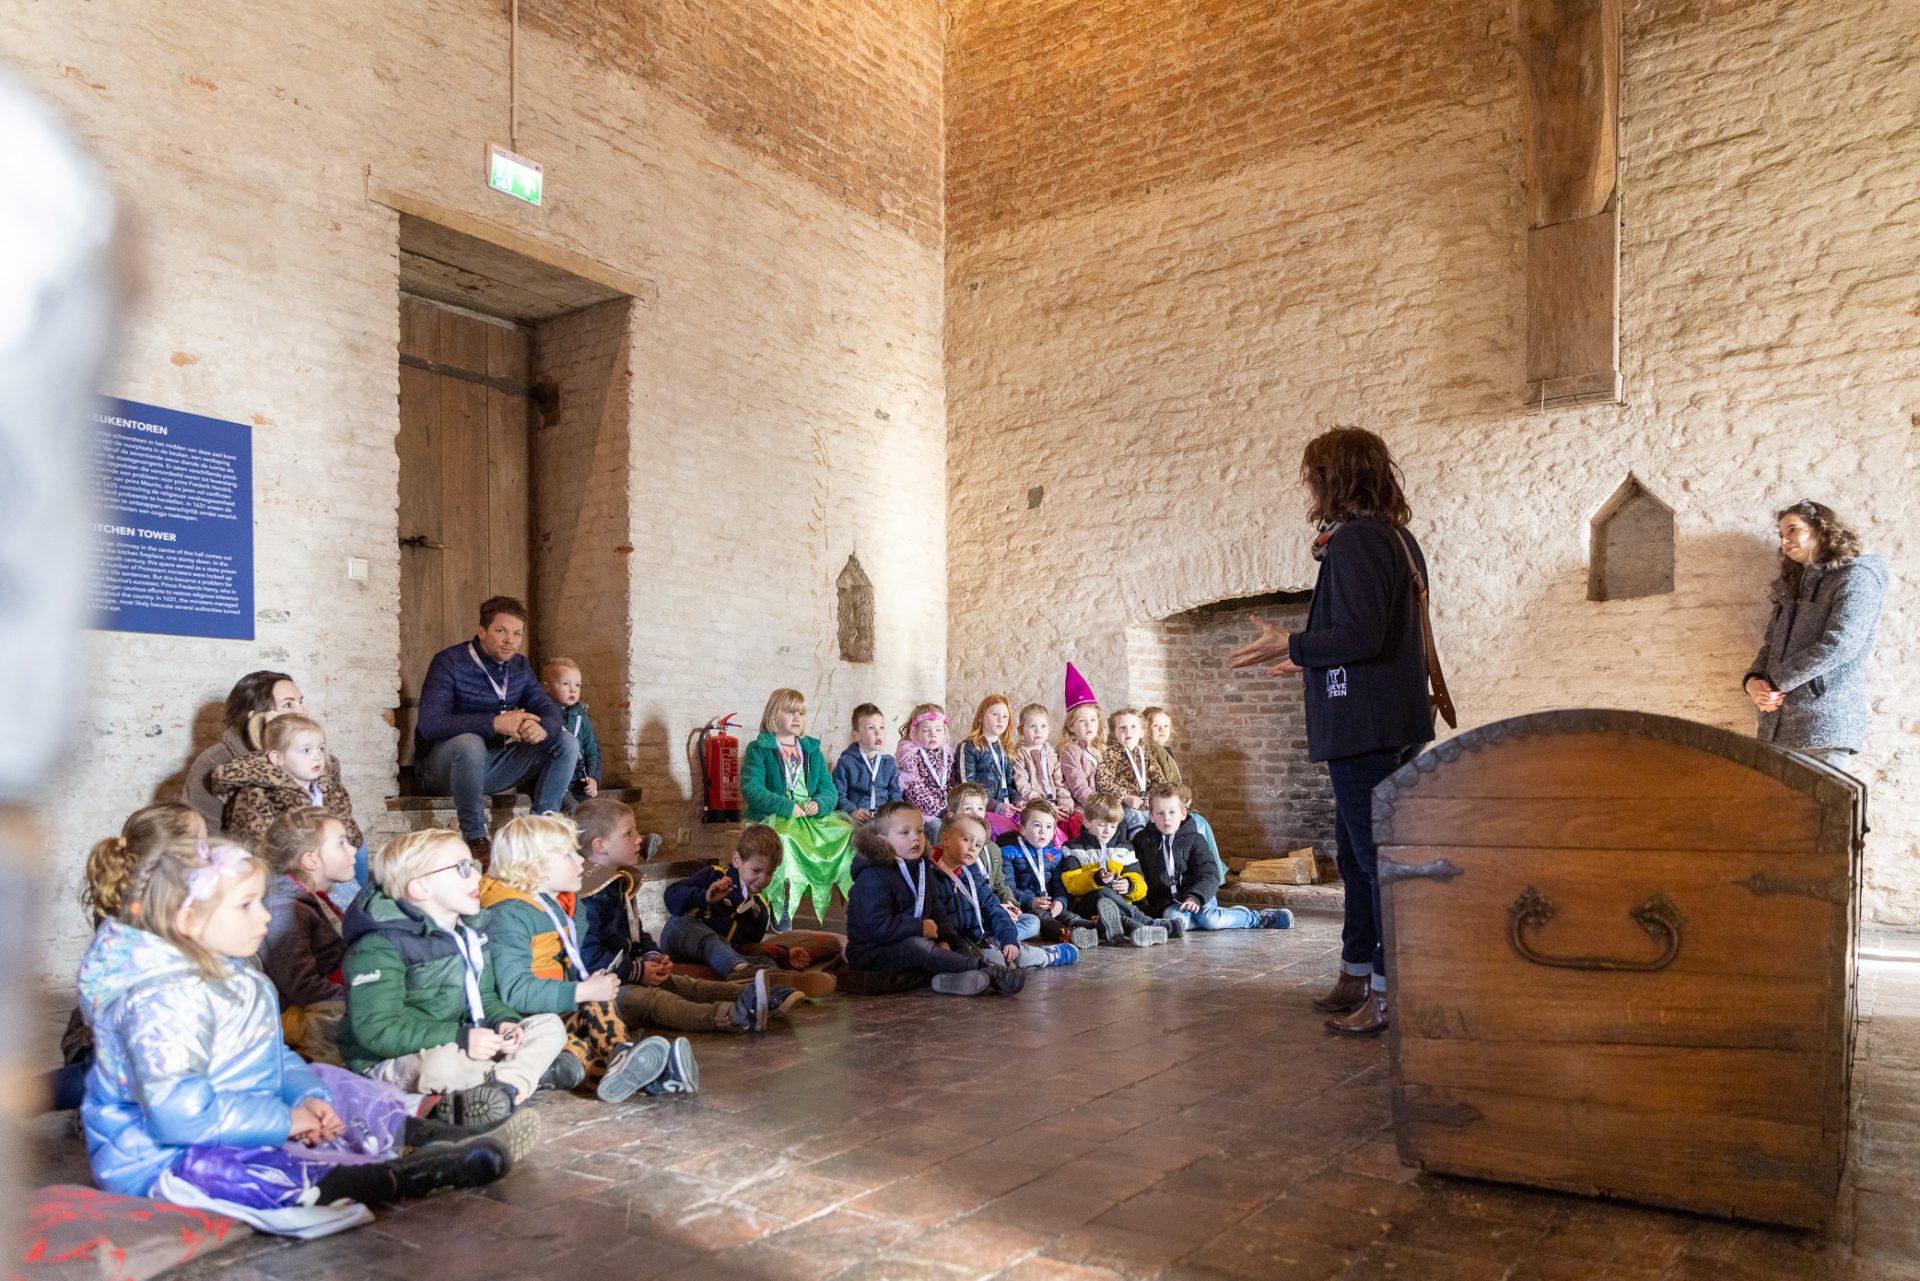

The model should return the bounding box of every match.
[387,1137,509,1198]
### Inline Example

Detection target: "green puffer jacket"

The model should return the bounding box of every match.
[336,884,516,1073]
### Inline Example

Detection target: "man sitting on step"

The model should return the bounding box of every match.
[414,594,578,862]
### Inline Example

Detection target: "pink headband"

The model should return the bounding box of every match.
[912,710,948,728]
[186,842,255,902]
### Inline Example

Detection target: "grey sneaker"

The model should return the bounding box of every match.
[642,1037,700,1096]
[596,1037,671,1103]
[1094,897,1125,942]
[730,968,772,1031]
[930,971,990,996]
[1067,925,1100,950]
[1126,924,1169,947]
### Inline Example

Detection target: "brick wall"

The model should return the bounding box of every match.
[1127,597,1336,867]
[6,0,947,978]
[946,0,1920,923]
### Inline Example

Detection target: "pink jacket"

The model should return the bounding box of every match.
[1013,744,1074,814]
[897,741,953,821]
[1058,741,1104,809]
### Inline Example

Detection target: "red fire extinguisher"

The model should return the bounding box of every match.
[699,714,743,823]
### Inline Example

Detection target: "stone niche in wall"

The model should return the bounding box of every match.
[1125,592,1336,866]
[1589,475,1675,602]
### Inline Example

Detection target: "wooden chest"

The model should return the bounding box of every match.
[1378,710,1862,1230]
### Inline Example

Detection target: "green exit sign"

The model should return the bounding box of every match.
[487,145,543,206]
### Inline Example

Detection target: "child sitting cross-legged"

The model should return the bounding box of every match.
[997,799,1097,953]
[663,827,840,996]
[338,829,566,1125]
[1134,783,1294,934]
[80,836,527,1230]
[1060,793,1169,947]
[479,815,697,1102]
[928,814,1061,972]
[844,801,1024,997]
[256,808,358,1065]
[571,801,795,1036]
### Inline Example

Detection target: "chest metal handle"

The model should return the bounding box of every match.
[1508,886,1685,972]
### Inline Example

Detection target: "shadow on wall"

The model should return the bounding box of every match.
[148,700,226,808]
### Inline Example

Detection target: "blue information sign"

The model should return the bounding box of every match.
[88,398,254,640]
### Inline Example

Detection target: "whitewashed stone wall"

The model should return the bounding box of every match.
[946,0,1920,921]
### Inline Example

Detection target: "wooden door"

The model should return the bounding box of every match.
[396,295,533,767]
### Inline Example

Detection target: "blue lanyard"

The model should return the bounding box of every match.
[898,859,925,915]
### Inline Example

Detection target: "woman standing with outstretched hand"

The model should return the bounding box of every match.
[1229,428,1442,1037]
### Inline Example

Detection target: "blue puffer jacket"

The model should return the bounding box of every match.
[78,919,326,1197]
[998,836,1067,908]
[845,855,929,966]
[928,861,1020,949]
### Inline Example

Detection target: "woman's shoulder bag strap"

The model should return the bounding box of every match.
[1394,528,1458,730]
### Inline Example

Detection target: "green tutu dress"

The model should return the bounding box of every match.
[763,749,855,925]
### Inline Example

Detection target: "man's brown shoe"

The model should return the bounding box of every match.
[465,836,493,869]
[1311,972,1370,1012]
[1326,989,1389,1036]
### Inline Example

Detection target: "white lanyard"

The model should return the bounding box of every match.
[1125,746,1148,792]
[1026,747,1055,799]
[899,859,925,916]
[446,924,489,1025]
[1160,833,1177,882]
[533,893,589,978]
[987,743,1006,791]
[305,780,324,807]
[781,744,805,792]
[948,865,981,929]
[1016,839,1049,897]
[916,746,948,786]
[467,643,509,703]
[863,752,881,810]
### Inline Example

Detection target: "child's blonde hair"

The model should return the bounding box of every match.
[83,803,202,926]
[374,829,468,900]
[760,687,806,735]
[260,808,338,879]
[1016,703,1050,735]
[963,694,1016,753]
[1063,702,1106,749]
[941,813,989,848]
[573,797,633,854]
[121,837,267,981]
[1142,706,1173,733]
[262,713,325,757]
[541,656,581,680]
[946,781,988,814]
[489,814,580,892]
[1107,707,1144,739]
[1083,793,1125,824]
[903,702,947,741]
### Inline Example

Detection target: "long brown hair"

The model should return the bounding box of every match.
[1775,499,1863,593]
[1300,427,1411,527]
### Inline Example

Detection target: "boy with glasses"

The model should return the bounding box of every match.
[338,829,566,1124]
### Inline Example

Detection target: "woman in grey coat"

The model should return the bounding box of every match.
[1743,500,1886,766]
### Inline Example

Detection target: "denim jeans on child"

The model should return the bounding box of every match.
[659,915,757,976]
[852,935,979,975]
[1159,897,1262,931]
[415,730,581,842]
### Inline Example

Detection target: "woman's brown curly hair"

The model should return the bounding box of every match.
[1776,499,1864,591]
[1300,427,1411,527]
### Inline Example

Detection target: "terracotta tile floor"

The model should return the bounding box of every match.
[33,914,1920,1280]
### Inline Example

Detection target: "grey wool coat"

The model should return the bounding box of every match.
[1746,554,1887,753]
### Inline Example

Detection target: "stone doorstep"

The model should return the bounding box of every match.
[383,786,644,833]
[1218,881,1344,914]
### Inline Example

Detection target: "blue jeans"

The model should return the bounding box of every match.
[416,731,581,840]
[659,916,755,976]
[1159,896,1261,931]
[849,935,979,974]
[1012,912,1041,942]
[1325,747,1406,981]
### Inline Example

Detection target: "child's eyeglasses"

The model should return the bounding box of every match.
[425,859,480,880]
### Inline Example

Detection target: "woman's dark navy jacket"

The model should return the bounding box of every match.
[1285,517,1436,763]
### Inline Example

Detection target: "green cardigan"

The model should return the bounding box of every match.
[739,731,838,823]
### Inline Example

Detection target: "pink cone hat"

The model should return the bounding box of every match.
[1064,663,1098,712]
